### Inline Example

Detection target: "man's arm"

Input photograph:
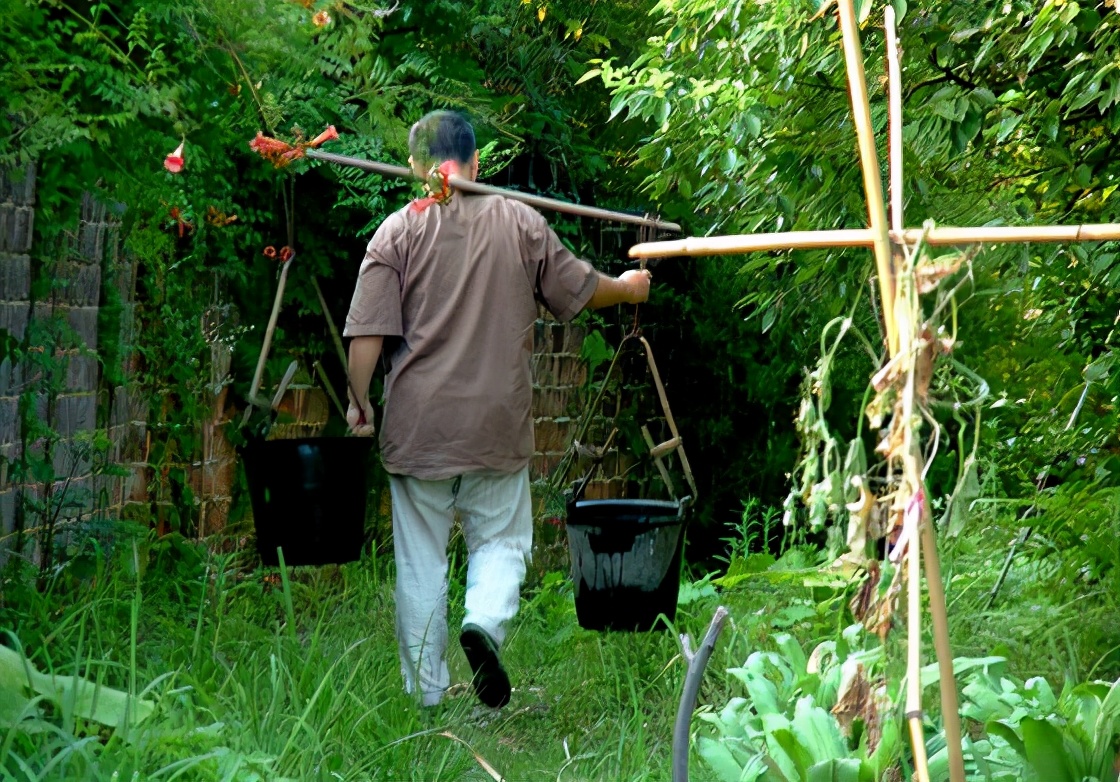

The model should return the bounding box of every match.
[584,269,652,310]
[346,335,383,435]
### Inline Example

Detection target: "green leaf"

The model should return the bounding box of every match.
[732,661,782,717]
[746,114,762,139]
[995,114,1021,143]
[985,720,1026,757]
[1021,718,1075,782]
[790,697,847,762]
[856,0,873,24]
[807,758,865,782]
[0,646,33,726]
[0,643,154,728]
[892,0,907,22]
[697,737,748,782]
[575,68,602,85]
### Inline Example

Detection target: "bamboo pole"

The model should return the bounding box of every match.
[906,499,931,782]
[628,223,1120,258]
[886,6,903,234]
[306,150,682,233]
[885,10,965,778]
[837,0,898,357]
[628,228,877,258]
[921,499,967,782]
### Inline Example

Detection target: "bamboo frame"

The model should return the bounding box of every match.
[628,223,1120,258]
[838,0,898,357]
[886,6,904,234]
[306,150,682,233]
[884,10,966,779]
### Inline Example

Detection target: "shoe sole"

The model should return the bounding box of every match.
[460,625,511,708]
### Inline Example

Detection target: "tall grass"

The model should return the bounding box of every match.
[4,503,1118,781]
[1,533,741,781]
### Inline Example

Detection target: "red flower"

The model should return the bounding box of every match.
[249,132,295,166]
[308,125,339,148]
[248,127,339,168]
[410,161,456,213]
[312,10,331,26]
[279,246,294,263]
[164,141,185,173]
[263,246,278,259]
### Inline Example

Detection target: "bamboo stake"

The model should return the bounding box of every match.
[921,500,967,782]
[887,9,965,779]
[837,0,898,357]
[628,223,1120,258]
[895,241,932,782]
[306,150,682,233]
[906,503,931,782]
[886,6,903,234]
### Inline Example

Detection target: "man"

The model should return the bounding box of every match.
[344,110,651,709]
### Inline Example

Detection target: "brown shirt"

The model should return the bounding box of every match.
[344,194,597,480]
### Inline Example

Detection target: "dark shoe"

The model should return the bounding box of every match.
[459,624,511,708]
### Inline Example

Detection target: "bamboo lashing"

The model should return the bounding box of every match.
[628,223,1120,258]
[307,150,682,233]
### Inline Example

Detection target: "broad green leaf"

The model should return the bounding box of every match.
[856,0,872,24]
[806,758,865,782]
[761,714,803,782]
[790,697,846,762]
[574,68,601,85]
[0,644,154,728]
[774,634,808,678]
[1021,718,1075,782]
[0,645,33,726]
[697,737,747,782]
[985,720,1026,757]
[731,663,782,717]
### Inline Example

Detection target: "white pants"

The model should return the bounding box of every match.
[389,468,533,706]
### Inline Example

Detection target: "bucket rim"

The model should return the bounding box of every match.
[569,498,681,510]
[240,435,376,453]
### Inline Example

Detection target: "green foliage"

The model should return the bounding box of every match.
[697,625,903,781]
[949,662,1120,782]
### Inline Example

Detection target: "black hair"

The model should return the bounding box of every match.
[408,111,476,167]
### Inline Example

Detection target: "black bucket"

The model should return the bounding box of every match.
[241,437,374,567]
[565,498,687,631]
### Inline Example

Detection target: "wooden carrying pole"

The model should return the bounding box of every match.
[307,150,682,233]
[628,223,1120,259]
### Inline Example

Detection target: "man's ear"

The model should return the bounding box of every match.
[471,150,480,180]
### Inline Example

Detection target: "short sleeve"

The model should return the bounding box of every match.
[344,213,406,337]
[512,202,597,322]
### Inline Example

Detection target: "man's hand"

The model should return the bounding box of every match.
[347,400,377,437]
[585,268,653,310]
[619,268,652,304]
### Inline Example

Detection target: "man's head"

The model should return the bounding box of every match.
[408,111,479,180]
